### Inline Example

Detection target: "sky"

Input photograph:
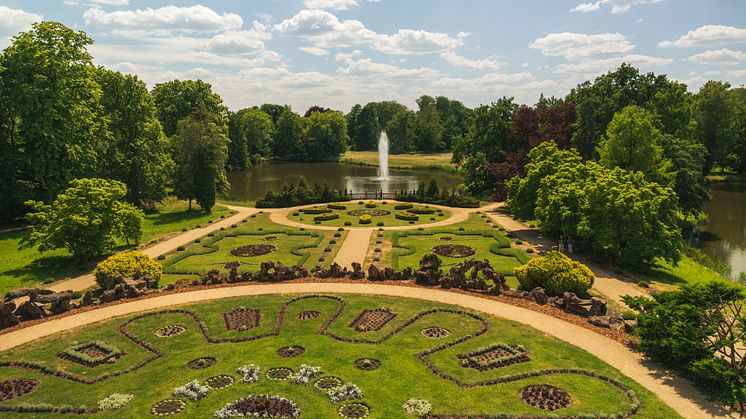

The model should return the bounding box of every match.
[0,0,745,112]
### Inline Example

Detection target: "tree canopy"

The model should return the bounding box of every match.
[151,79,228,137]
[228,108,275,170]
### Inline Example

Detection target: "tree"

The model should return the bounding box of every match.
[454,98,517,164]
[0,22,109,213]
[435,96,473,149]
[302,111,348,161]
[20,178,143,260]
[96,68,172,208]
[413,95,443,151]
[228,108,275,170]
[273,108,305,161]
[598,105,664,178]
[171,104,229,211]
[259,103,286,128]
[386,110,415,153]
[660,134,710,217]
[351,103,380,151]
[728,88,746,174]
[303,105,331,117]
[695,81,735,174]
[151,79,228,137]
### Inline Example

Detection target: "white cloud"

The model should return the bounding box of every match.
[302,0,379,11]
[553,54,672,75]
[298,46,330,56]
[530,32,634,60]
[275,9,465,55]
[204,21,272,55]
[570,0,663,14]
[440,50,500,70]
[65,0,130,6]
[0,6,42,35]
[83,5,243,35]
[660,25,746,48]
[334,50,363,61]
[337,58,438,79]
[688,48,746,66]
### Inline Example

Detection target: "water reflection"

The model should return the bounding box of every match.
[698,183,746,280]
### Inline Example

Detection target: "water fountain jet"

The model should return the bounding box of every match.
[377,130,389,180]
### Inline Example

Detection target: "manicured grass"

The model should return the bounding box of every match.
[0,294,678,418]
[636,255,731,287]
[288,201,452,227]
[159,213,345,286]
[0,199,231,296]
[340,151,457,172]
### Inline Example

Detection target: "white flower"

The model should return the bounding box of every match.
[98,393,134,410]
[173,379,210,401]
[402,398,432,415]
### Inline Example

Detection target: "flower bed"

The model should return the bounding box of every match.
[314,376,343,390]
[223,307,261,331]
[432,244,476,258]
[457,343,529,371]
[0,378,38,401]
[365,201,376,208]
[205,375,235,389]
[520,384,572,411]
[58,341,123,367]
[186,357,216,370]
[277,346,305,358]
[291,364,322,385]
[421,326,450,339]
[402,398,432,416]
[237,365,261,383]
[439,236,453,241]
[151,399,185,416]
[155,324,186,338]
[215,394,300,418]
[394,203,413,210]
[298,310,321,320]
[349,308,397,332]
[327,203,347,210]
[338,403,370,418]
[347,209,392,217]
[266,367,293,381]
[327,383,364,402]
[230,244,276,257]
[353,358,381,371]
[174,379,210,401]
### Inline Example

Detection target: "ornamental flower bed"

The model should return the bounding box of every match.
[327,383,364,403]
[365,201,377,208]
[277,346,305,358]
[298,310,321,320]
[57,341,124,367]
[338,403,370,418]
[237,365,261,383]
[395,212,419,221]
[520,384,572,411]
[173,379,210,401]
[394,203,413,210]
[314,213,340,222]
[291,364,322,385]
[314,376,343,390]
[205,375,235,389]
[151,399,186,416]
[223,307,261,331]
[347,209,391,216]
[186,357,216,370]
[402,398,432,416]
[407,207,436,214]
[0,378,38,401]
[349,308,397,332]
[432,244,476,258]
[301,207,333,214]
[155,325,186,338]
[266,367,293,381]
[97,393,134,411]
[327,203,347,210]
[230,244,276,257]
[353,358,381,371]
[421,326,450,339]
[457,343,530,371]
[214,394,301,418]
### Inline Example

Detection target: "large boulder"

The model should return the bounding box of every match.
[562,292,590,316]
[530,287,548,305]
[14,301,46,320]
[0,300,19,328]
[589,297,607,316]
[4,288,53,301]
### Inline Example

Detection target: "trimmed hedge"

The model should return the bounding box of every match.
[395,212,419,222]
[314,213,340,222]
[302,208,333,215]
[327,203,347,210]
[407,207,436,215]
[94,251,162,288]
[394,203,413,210]
[359,214,372,224]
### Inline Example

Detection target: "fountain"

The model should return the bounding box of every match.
[377,130,389,180]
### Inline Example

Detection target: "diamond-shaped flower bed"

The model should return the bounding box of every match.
[299,310,321,320]
[0,378,39,401]
[187,357,216,370]
[151,398,185,416]
[266,367,293,381]
[155,325,186,338]
[205,375,235,389]
[353,358,381,371]
[58,341,123,367]
[349,308,396,332]
[223,307,261,331]
[520,384,572,411]
[277,346,305,358]
[457,343,529,371]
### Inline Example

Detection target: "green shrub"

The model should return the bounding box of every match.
[622,311,637,320]
[324,247,332,252]
[344,221,352,226]
[526,248,535,254]
[514,251,594,296]
[292,212,300,216]
[94,251,162,288]
[327,203,347,210]
[338,227,345,231]
[359,214,373,224]
[314,213,340,222]
[394,203,413,210]
[407,207,436,215]
[177,246,185,251]
[71,291,82,299]
[515,239,523,245]
[376,222,384,226]
[365,200,377,208]
[638,280,651,288]
[302,207,333,215]
[395,212,419,221]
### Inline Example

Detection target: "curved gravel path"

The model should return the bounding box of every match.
[0,283,726,418]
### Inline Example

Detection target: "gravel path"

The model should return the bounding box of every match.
[0,283,726,418]
[333,228,373,268]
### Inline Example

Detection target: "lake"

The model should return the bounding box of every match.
[225,162,464,201]
[698,183,746,281]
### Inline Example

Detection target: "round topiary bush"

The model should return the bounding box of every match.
[344,221,352,226]
[94,251,162,288]
[359,214,373,224]
[514,251,594,296]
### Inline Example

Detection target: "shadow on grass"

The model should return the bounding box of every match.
[4,255,93,286]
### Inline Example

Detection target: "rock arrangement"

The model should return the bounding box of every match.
[520,384,572,411]
[298,310,321,320]
[314,262,364,279]
[353,358,381,371]
[277,346,305,358]
[440,259,508,293]
[229,244,276,257]
[349,308,396,332]
[155,325,185,338]
[1,288,78,326]
[421,326,450,339]
[223,307,261,331]
[0,378,38,401]
[186,357,216,370]
[432,244,476,258]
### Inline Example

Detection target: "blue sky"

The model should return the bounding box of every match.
[1,0,745,112]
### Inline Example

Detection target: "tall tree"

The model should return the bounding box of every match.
[351,103,380,151]
[598,105,664,178]
[228,108,275,170]
[729,87,746,174]
[302,111,348,161]
[171,104,229,211]
[273,108,305,161]
[435,96,473,150]
[454,97,517,164]
[695,81,735,175]
[151,79,228,137]
[96,68,172,208]
[0,21,109,213]
[386,110,415,153]
[259,103,286,128]
[413,95,443,151]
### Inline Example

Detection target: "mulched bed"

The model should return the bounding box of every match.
[338,403,370,418]
[223,261,241,270]
[520,384,572,411]
[432,244,476,258]
[349,308,396,332]
[223,307,261,331]
[57,341,122,367]
[277,346,305,358]
[151,398,186,416]
[205,374,235,389]
[439,236,454,241]
[264,236,278,241]
[314,376,343,390]
[353,358,381,371]
[266,367,293,381]
[187,357,216,370]
[218,395,300,418]
[298,310,321,320]
[457,343,529,371]
[421,326,450,339]
[230,244,276,257]
[0,378,38,401]
[347,209,392,216]
[155,324,185,338]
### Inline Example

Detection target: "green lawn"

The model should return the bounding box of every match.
[636,255,731,288]
[0,294,678,418]
[340,151,457,172]
[288,201,452,227]
[0,199,231,296]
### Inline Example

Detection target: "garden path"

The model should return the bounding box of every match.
[0,282,726,418]
[333,228,373,268]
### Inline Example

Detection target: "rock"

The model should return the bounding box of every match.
[0,300,19,328]
[624,319,638,333]
[589,297,607,316]
[530,287,548,305]
[103,275,127,291]
[350,262,364,280]
[173,279,195,289]
[562,292,590,316]
[81,291,94,307]
[202,269,226,285]
[588,315,625,330]
[14,301,46,320]
[255,262,307,282]
[4,288,53,302]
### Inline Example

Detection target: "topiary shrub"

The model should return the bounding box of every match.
[314,213,339,222]
[94,251,162,288]
[514,251,594,296]
[344,221,352,226]
[327,203,347,210]
[365,200,377,208]
[395,212,419,222]
[376,222,384,227]
[359,214,372,224]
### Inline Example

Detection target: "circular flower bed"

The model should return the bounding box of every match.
[346,209,391,217]
[155,325,186,338]
[186,357,216,370]
[0,378,39,401]
[277,346,305,358]
[338,403,370,418]
[230,244,276,257]
[314,376,343,390]
[353,358,381,371]
[223,261,241,270]
[215,395,300,418]
[520,384,572,411]
[150,399,185,416]
[421,326,450,339]
[266,367,293,381]
[432,244,476,258]
[205,375,235,389]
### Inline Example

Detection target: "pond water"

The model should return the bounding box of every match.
[698,183,746,281]
[226,162,464,201]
